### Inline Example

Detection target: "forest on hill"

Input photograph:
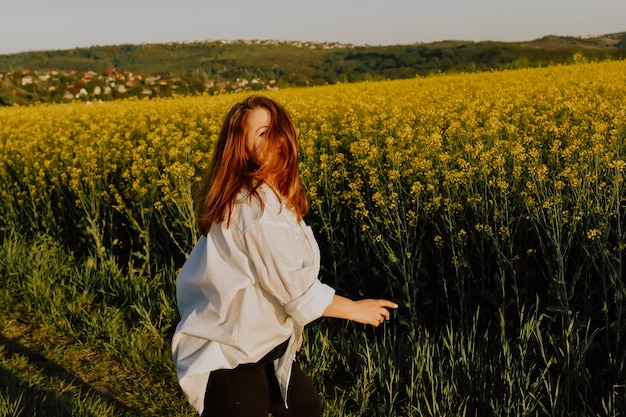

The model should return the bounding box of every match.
[0,32,625,106]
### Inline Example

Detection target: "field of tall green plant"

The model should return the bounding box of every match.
[1,57,625,416]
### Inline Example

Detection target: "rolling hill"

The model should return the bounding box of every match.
[0,32,624,106]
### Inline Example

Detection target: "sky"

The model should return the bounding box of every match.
[0,0,624,55]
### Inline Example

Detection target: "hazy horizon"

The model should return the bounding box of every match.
[1,0,624,55]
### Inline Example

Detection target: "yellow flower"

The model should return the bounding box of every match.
[587,229,601,240]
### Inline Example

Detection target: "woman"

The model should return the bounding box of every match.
[172,95,397,417]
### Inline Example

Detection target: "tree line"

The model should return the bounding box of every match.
[1,34,625,106]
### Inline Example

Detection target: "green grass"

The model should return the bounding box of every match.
[2,234,623,416]
[0,235,194,416]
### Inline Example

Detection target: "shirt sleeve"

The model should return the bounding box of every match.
[242,215,335,327]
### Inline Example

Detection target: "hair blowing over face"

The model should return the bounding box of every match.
[194,95,310,234]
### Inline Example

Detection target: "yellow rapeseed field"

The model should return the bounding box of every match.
[1,58,625,280]
[1,58,625,288]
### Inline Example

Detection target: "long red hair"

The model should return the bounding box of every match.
[195,95,309,234]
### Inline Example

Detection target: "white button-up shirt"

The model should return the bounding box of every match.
[171,185,336,415]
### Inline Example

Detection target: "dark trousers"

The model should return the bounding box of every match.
[202,340,322,417]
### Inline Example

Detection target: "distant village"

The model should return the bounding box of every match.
[0,39,358,105]
[1,67,277,103]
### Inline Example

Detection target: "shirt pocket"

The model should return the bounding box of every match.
[300,223,321,265]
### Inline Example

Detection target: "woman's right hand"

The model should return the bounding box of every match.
[322,295,398,327]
